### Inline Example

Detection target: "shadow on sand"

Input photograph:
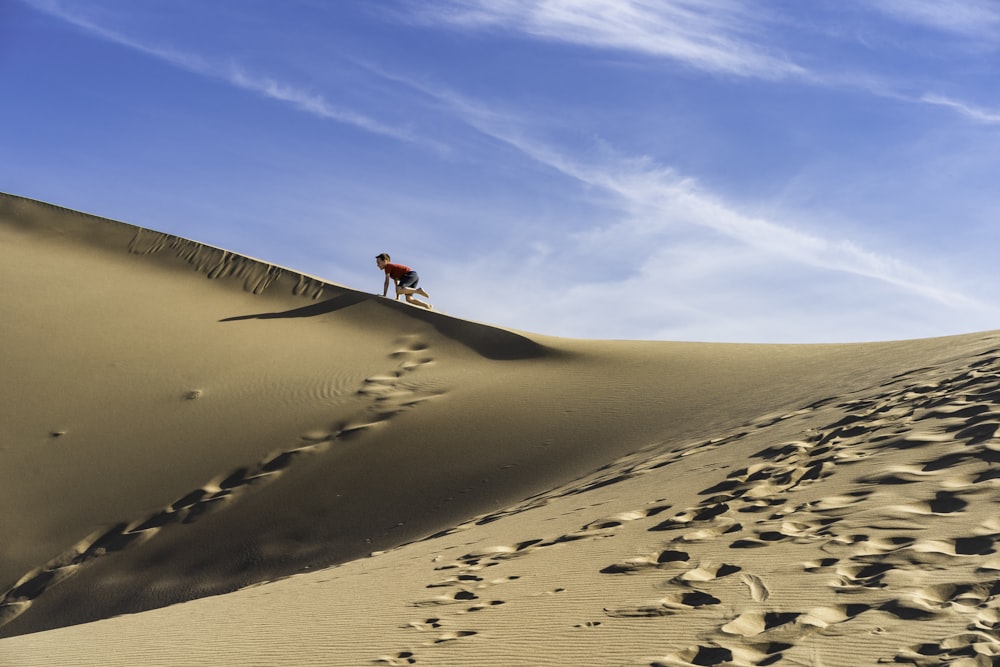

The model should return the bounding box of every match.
[221,290,552,361]
[220,293,370,321]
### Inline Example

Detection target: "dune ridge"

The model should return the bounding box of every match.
[2,192,999,665]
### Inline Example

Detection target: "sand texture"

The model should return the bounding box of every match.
[2,192,1000,665]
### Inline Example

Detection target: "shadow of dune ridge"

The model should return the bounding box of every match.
[221,289,550,361]
[219,292,372,321]
[374,297,552,361]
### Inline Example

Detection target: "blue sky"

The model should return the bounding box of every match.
[3,0,1000,343]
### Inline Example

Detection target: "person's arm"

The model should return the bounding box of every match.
[382,272,390,297]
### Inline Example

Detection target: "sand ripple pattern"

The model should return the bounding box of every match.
[0,335,442,630]
[374,339,1000,666]
[615,346,1000,666]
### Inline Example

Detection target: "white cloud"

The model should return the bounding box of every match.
[222,66,435,146]
[22,0,436,147]
[411,0,805,79]
[410,1,1000,137]
[351,68,987,316]
[435,95,981,309]
[585,167,980,308]
[868,0,1000,39]
[23,0,214,72]
[434,226,988,343]
[919,94,1000,123]
[407,86,998,341]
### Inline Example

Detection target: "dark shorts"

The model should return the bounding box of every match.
[398,270,419,289]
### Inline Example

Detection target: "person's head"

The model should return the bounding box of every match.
[375,252,390,269]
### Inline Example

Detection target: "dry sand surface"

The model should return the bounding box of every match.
[2,191,1000,666]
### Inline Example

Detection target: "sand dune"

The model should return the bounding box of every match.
[2,192,999,665]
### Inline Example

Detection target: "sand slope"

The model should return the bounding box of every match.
[2,192,999,665]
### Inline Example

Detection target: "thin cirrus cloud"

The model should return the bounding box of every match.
[409,0,806,79]
[389,78,983,310]
[919,94,1000,124]
[23,0,431,148]
[517,140,979,308]
[415,0,999,129]
[222,67,443,149]
[867,0,1000,38]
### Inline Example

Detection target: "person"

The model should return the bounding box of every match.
[375,253,432,309]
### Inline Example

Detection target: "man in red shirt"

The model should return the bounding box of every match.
[375,253,432,309]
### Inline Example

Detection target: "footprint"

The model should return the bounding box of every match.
[653,644,733,667]
[604,589,721,618]
[877,598,939,621]
[4,564,79,603]
[674,563,742,583]
[890,490,969,515]
[372,651,416,665]
[739,573,770,602]
[413,588,480,607]
[0,601,31,625]
[720,610,799,637]
[432,630,477,643]
[425,574,483,588]
[830,561,894,591]
[802,558,839,573]
[600,549,692,575]
[797,603,870,628]
[406,618,442,631]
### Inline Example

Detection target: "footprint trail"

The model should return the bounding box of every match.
[371,339,1000,666]
[0,335,442,629]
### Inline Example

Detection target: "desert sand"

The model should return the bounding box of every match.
[2,191,999,666]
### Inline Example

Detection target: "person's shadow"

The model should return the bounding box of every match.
[219,292,370,321]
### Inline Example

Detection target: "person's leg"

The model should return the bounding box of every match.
[404,293,432,309]
[394,284,432,308]
[395,271,431,307]
[398,271,429,299]
[398,285,430,297]
[395,285,418,297]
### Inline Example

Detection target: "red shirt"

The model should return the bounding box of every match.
[384,262,411,281]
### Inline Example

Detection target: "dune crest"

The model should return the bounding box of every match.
[2,192,1000,665]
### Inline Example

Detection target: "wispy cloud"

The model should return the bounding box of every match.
[868,0,1000,39]
[552,152,975,307]
[409,0,805,80]
[222,67,437,145]
[919,94,1000,123]
[22,0,437,148]
[404,80,983,309]
[414,0,1000,132]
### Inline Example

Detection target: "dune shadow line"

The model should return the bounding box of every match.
[221,290,550,361]
[394,303,550,361]
[220,292,370,321]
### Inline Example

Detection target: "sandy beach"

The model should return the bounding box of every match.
[2,191,999,666]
